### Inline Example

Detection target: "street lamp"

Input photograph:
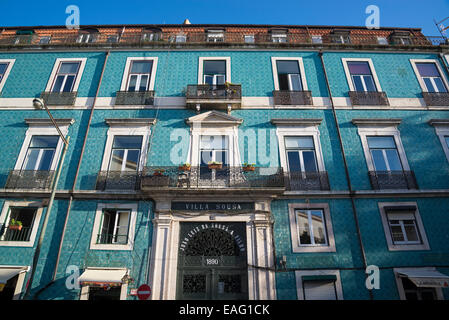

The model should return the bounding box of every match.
[24,99,70,299]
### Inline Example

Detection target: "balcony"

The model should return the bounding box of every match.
[95,171,141,191]
[185,84,242,110]
[272,90,313,105]
[349,91,389,106]
[115,90,155,106]
[5,170,54,190]
[421,92,449,106]
[368,171,418,190]
[286,171,330,191]
[0,226,32,242]
[141,166,285,190]
[40,91,77,106]
[96,233,128,245]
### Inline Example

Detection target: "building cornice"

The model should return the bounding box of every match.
[105,118,156,126]
[271,118,322,126]
[352,118,402,126]
[25,118,75,126]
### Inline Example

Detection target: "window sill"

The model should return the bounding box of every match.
[292,246,336,253]
[387,244,430,251]
[89,243,133,251]
[0,240,35,247]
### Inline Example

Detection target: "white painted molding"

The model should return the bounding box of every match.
[271,57,308,91]
[0,59,15,93]
[119,57,158,91]
[410,58,449,93]
[44,58,87,92]
[295,269,343,300]
[341,58,383,92]
[198,57,231,84]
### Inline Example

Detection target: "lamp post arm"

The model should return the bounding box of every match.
[43,105,68,145]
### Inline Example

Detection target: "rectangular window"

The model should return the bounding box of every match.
[77,33,97,43]
[0,207,37,242]
[244,35,255,43]
[272,34,287,43]
[303,280,337,300]
[39,36,51,44]
[0,63,8,83]
[51,61,81,93]
[416,63,448,93]
[367,136,403,172]
[207,30,224,42]
[22,135,59,171]
[295,209,328,246]
[402,278,436,300]
[203,60,226,85]
[108,136,142,172]
[387,211,421,245]
[200,135,228,166]
[176,35,187,43]
[276,60,302,91]
[347,61,377,92]
[311,36,322,44]
[126,60,153,92]
[445,136,449,148]
[107,35,119,43]
[285,136,318,172]
[332,35,350,44]
[377,37,388,45]
[97,209,130,244]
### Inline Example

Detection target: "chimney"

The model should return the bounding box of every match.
[183,19,191,25]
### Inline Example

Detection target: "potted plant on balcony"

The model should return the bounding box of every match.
[178,163,191,171]
[153,169,165,176]
[208,161,223,170]
[8,219,22,231]
[243,163,256,172]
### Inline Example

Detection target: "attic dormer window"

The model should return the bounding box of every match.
[141,27,162,42]
[390,31,412,45]
[270,29,288,43]
[330,30,351,44]
[14,30,35,44]
[77,28,99,43]
[207,29,225,42]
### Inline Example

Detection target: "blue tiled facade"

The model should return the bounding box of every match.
[0,24,449,301]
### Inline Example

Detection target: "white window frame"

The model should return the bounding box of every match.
[410,59,449,93]
[271,33,287,43]
[198,57,231,85]
[119,57,158,92]
[244,35,255,43]
[14,119,73,172]
[311,36,322,44]
[207,30,225,42]
[353,119,411,173]
[271,57,308,91]
[175,35,187,43]
[295,270,343,300]
[342,58,383,93]
[45,58,87,93]
[0,201,43,247]
[394,267,444,300]
[378,202,430,251]
[0,59,15,93]
[79,268,128,300]
[288,203,336,253]
[429,119,449,163]
[100,120,153,172]
[90,203,138,251]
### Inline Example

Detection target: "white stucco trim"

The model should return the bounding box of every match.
[341,58,383,92]
[0,201,43,247]
[429,119,449,164]
[394,267,444,300]
[378,202,430,251]
[295,269,343,300]
[44,58,87,92]
[119,57,158,91]
[198,57,231,84]
[89,203,138,251]
[0,59,15,93]
[271,57,308,91]
[410,59,449,93]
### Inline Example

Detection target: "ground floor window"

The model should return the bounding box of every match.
[87,286,122,301]
[401,278,437,300]
[0,275,18,300]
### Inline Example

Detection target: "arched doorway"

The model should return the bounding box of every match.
[176,222,248,300]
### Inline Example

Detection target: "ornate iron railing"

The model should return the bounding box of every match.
[0,226,33,242]
[421,92,449,106]
[272,90,313,105]
[96,233,128,245]
[95,171,141,191]
[141,166,285,189]
[5,170,55,190]
[185,84,242,100]
[349,91,389,106]
[286,171,330,191]
[115,90,155,105]
[368,171,418,190]
[40,91,77,106]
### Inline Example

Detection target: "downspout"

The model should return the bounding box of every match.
[318,50,373,300]
[33,51,110,299]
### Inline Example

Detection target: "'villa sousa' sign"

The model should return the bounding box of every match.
[171,202,254,211]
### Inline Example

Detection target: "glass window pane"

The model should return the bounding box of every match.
[110,150,124,171]
[131,61,152,74]
[285,136,314,149]
[287,151,301,172]
[297,211,311,245]
[416,63,440,77]
[30,136,59,148]
[363,75,377,92]
[215,151,228,165]
[371,150,388,171]
[367,136,396,149]
[310,210,326,244]
[278,73,289,90]
[423,78,436,92]
[204,75,214,85]
[276,60,300,74]
[303,281,337,300]
[216,75,226,85]
[0,63,7,76]
[289,74,302,91]
[52,75,64,92]
[433,77,447,93]
[124,150,140,171]
[352,75,365,92]
[348,62,372,75]
[303,151,318,172]
[112,136,142,149]
[200,135,228,149]
[62,75,75,92]
[23,149,40,170]
[385,149,402,171]
[445,136,449,148]
[128,75,137,91]
[390,225,405,242]
[59,62,80,74]
[203,60,226,75]
[139,75,149,91]
[200,151,212,165]
[404,223,419,242]
[37,149,55,170]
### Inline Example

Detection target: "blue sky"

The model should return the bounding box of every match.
[0,0,448,36]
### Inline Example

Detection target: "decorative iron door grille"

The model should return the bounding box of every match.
[176,222,248,300]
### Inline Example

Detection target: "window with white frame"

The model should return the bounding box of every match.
[200,135,229,166]
[203,60,226,85]
[21,135,59,171]
[288,203,335,253]
[0,59,15,93]
[271,33,287,43]
[394,267,445,300]
[331,34,350,44]
[90,203,137,250]
[244,35,255,43]
[342,58,382,93]
[311,36,322,44]
[429,120,449,164]
[120,57,158,93]
[285,136,318,173]
[0,63,9,83]
[207,30,224,42]
[411,59,449,93]
[295,270,343,300]
[379,202,429,251]
[108,136,143,172]
[46,58,87,94]
[367,136,403,172]
[271,58,308,92]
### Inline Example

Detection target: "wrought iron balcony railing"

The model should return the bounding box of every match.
[141,166,285,189]
[272,90,313,105]
[185,84,242,100]
[286,171,330,191]
[349,91,389,106]
[96,233,128,245]
[421,92,449,106]
[0,226,32,242]
[368,171,418,190]
[5,170,55,190]
[40,91,78,106]
[115,90,155,105]
[95,171,141,191]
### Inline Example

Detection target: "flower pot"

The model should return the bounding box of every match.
[243,166,255,172]
[153,171,164,176]
[208,164,222,170]
[179,165,191,171]
[9,225,22,231]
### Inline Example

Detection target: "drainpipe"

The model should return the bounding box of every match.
[318,50,373,300]
[33,51,110,299]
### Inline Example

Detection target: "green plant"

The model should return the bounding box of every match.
[9,219,22,227]
[208,161,222,165]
